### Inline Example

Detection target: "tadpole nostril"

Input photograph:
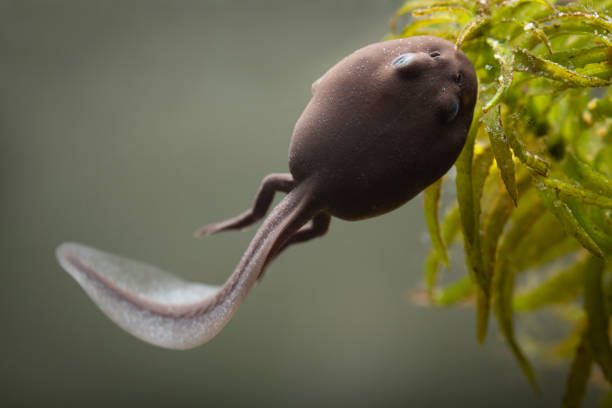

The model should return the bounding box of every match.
[430,51,441,58]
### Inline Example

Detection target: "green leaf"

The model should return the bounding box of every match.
[500,0,555,12]
[540,21,612,47]
[476,288,490,343]
[583,256,612,384]
[401,17,460,37]
[565,153,612,197]
[507,129,550,175]
[424,250,441,294]
[393,0,469,34]
[578,61,612,80]
[534,177,605,258]
[537,175,612,208]
[515,232,579,271]
[470,146,495,341]
[393,0,612,399]
[424,205,462,293]
[468,146,495,287]
[492,200,546,390]
[424,178,449,267]
[542,9,612,36]
[413,6,473,24]
[514,255,587,312]
[595,145,612,178]
[513,48,612,87]
[480,184,518,284]
[561,330,592,408]
[483,106,519,205]
[440,205,462,247]
[472,147,495,205]
[456,15,489,46]
[567,200,612,256]
[433,275,474,306]
[483,39,515,113]
[396,0,468,16]
[549,46,612,71]
[509,20,553,54]
[456,108,483,245]
[551,318,588,359]
[424,209,462,294]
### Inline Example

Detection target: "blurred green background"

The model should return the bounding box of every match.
[0,1,600,406]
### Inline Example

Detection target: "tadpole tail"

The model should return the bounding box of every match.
[56,183,317,350]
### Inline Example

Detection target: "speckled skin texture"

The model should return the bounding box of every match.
[56,36,477,349]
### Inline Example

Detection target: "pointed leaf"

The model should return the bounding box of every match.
[537,176,612,208]
[522,21,553,54]
[413,6,473,24]
[481,186,518,283]
[540,22,612,47]
[550,318,588,359]
[456,15,489,46]
[393,0,470,34]
[471,146,495,341]
[466,145,495,286]
[483,106,519,205]
[433,275,474,306]
[476,288,490,344]
[564,153,612,197]
[484,39,515,113]
[578,61,612,80]
[424,205,461,293]
[507,129,549,176]
[566,199,612,255]
[549,46,612,71]
[493,201,546,390]
[562,330,592,408]
[500,0,556,11]
[540,10,612,35]
[515,232,579,271]
[424,178,449,267]
[513,48,612,87]
[534,177,605,258]
[456,109,483,244]
[396,0,469,16]
[506,19,553,54]
[401,17,460,37]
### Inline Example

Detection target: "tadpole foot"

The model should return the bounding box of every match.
[194,173,294,238]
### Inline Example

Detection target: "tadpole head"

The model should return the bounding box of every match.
[390,36,478,129]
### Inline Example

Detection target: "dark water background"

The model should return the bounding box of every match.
[0,1,602,406]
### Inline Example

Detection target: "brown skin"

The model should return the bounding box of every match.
[58,36,478,349]
[198,36,477,263]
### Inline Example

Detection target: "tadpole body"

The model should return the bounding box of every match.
[57,36,478,349]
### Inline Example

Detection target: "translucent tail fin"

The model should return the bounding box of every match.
[56,187,314,350]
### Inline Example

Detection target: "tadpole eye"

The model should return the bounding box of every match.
[430,51,441,58]
[456,72,464,86]
[444,99,460,122]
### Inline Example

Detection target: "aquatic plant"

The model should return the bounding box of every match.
[390,0,612,405]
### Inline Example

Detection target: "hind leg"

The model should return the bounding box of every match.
[265,212,331,266]
[194,173,294,237]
